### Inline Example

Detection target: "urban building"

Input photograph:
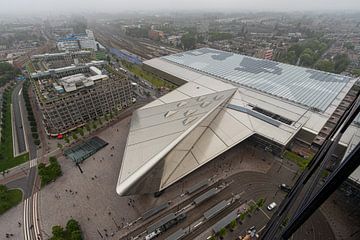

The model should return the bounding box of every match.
[116,48,359,196]
[30,61,132,136]
[148,30,165,41]
[31,50,93,70]
[255,49,273,60]
[57,29,97,51]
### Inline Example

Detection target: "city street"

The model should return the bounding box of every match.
[11,82,27,155]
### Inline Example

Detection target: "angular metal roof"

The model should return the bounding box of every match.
[116,88,237,195]
[162,48,352,112]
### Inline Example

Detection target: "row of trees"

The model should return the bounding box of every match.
[38,156,62,187]
[0,85,15,161]
[278,38,331,66]
[50,218,83,240]
[23,80,40,146]
[314,53,350,74]
[278,38,350,74]
[63,112,117,145]
[0,62,20,88]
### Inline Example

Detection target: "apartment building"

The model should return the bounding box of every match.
[31,63,132,136]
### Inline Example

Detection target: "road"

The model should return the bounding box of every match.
[12,82,27,155]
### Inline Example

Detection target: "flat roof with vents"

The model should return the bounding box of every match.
[162,48,351,112]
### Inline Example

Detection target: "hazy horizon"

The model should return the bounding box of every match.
[1,0,360,16]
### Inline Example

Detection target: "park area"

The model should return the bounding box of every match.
[0,185,22,215]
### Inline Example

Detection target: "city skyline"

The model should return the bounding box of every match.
[1,0,360,15]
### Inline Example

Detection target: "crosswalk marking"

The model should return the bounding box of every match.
[29,159,37,168]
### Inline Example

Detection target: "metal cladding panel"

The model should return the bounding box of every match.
[185,179,209,194]
[212,210,238,233]
[193,188,217,205]
[165,228,186,240]
[143,202,170,220]
[204,200,228,220]
[162,48,352,111]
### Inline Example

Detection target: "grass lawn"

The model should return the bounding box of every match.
[283,150,312,170]
[0,87,29,172]
[122,61,177,89]
[0,187,23,215]
[95,51,107,61]
[25,61,35,73]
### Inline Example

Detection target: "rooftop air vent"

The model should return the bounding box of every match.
[184,109,197,117]
[177,101,187,107]
[197,96,206,102]
[164,110,177,118]
[200,101,211,108]
[183,117,198,126]
[214,95,223,101]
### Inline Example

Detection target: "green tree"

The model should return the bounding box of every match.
[181,33,196,50]
[344,42,355,50]
[285,51,297,64]
[314,59,334,72]
[229,219,237,230]
[72,133,78,141]
[352,68,360,77]
[66,219,80,233]
[70,230,83,240]
[299,48,315,67]
[288,44,304,57]
[32,133,39,139]
[334,53,350,73]
[218,228,227,238]
[77,128,84,137]
[52,225,65,238]
[239,212,246,221]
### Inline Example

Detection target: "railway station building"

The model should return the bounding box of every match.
[116,48,360,196]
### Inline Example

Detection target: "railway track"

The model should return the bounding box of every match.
[92,24,180,61]
[120,180,225,239]
[182,198,246,240]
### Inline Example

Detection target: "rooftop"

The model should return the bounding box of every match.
[162,48,352,112]
[116,48,358,196]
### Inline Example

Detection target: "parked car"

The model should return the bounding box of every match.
[267,202,277,211]
[279,183,292,193]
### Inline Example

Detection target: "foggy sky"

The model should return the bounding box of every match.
[1,0,360,15]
